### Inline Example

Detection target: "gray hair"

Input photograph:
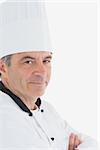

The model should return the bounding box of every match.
[1,54,12,66]
[0,54,12,77]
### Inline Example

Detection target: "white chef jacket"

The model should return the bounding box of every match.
[0,84,99,150]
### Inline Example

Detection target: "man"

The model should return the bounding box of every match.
[0,0,98,150]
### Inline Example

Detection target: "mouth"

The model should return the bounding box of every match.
[29,82,46,86]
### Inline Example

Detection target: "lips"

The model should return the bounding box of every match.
[29,81,46,85]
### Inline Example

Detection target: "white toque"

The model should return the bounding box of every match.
[0,0,52,58]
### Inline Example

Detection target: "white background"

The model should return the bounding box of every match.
[42,0,100,144]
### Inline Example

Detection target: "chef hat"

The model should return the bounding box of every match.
[0,0,52,58]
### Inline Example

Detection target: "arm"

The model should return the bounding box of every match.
[64,121,99,150]
[44,101,99,150]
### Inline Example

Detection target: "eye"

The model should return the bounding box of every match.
[43,59,51,64]
[24,60,33,64]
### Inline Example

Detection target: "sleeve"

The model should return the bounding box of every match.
[62,120,99,150]
[45,101,99,150]
[43,100,99,150]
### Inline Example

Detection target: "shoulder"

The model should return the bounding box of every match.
[0,91,10,104]
[0,91,19,110]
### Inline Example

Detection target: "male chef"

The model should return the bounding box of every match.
[0,0,98,150]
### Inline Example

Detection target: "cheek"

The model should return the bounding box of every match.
[8,69,27,91]
[10,69,34,89]
[7,68,23,84]
[8,70,20,85]
[17,67,33,79]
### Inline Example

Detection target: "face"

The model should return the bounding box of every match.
[1,51,52,98]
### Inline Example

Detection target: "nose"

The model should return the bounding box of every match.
[33,62,46,75]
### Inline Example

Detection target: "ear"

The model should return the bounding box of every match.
[0,59,7,76]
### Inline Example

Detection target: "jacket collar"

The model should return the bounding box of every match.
[0,81,41,116]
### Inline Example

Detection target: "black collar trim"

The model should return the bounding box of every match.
[0,81,41,116]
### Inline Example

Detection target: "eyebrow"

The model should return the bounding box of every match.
[44,55,52,59]
[20,55,52,61]
[20,56,35,61]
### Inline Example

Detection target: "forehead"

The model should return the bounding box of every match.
[12,51,52,60]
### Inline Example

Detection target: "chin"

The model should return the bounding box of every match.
[27,85,46,96]
[29,90,45,97]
